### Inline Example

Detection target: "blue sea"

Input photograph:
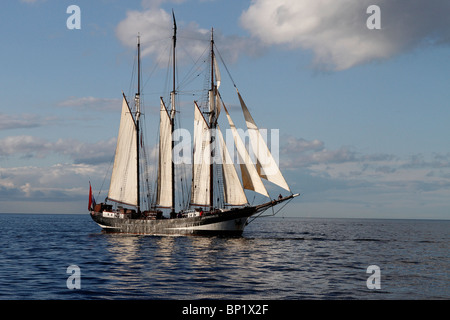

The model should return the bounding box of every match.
[0,214,448,300]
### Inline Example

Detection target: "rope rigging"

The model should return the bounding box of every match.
[96,28,295,218]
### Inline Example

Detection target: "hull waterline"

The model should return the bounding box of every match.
[90,207,256,236]
[90,194,299,236]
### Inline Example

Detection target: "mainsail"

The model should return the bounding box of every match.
[156,98,172,207]
[108,95,138,206]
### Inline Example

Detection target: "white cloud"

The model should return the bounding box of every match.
[53,138,117,165]
[1,132,448,217]
[58,97,121,112]
[0,135,116,165]
[0,135,51,158]
[116,8,174,60]
[240,0,450,70]
[0,113,57,131]
[0,163,100,206]
[141,0,187,9]
[281,136,357,167]
[115,6,263,67]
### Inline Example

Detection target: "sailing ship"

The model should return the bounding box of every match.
[89,15,299,235]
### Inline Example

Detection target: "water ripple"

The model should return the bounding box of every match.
[0,214,448,299]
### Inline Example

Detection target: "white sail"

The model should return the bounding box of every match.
[223,105,269,198]
[156,98,172,207]
[214,53,221,89]
[208,90,216,124]
[108,96,138,206]
[217,125,248,205]
[191,102,211,206]
[215,90,222,119]
[237,90,291,192]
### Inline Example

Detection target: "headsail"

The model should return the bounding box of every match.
[156,98,172,207]
[237,89,291,192]
[223,104,269,198]
[108,95,139,206]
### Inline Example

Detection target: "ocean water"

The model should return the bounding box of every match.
[0,214,448,300]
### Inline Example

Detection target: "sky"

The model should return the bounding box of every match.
[1,0,449,219]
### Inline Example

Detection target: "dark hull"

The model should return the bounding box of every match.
[90,206,256,236]
[90,194,299,236]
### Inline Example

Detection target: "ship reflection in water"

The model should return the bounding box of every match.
[99,229,297,299]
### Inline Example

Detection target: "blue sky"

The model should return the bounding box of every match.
[1,0,449,219]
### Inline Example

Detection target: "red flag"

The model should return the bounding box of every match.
[88,182,93,211]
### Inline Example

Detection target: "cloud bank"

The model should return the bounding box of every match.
[279,136,450,217]
[240,0,450,70]
[0,135,116,165]
[1,131,449,216]
[115,0,450,71]
[0,135,116,213]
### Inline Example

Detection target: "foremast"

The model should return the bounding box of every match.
[106,35,143,212]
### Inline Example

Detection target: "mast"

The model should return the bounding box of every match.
[135,35,141,214]
[209,28,215,211]
[172,10,177,96]
[170,11,177,216]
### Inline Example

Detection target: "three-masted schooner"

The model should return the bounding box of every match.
[89,16,299,235]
